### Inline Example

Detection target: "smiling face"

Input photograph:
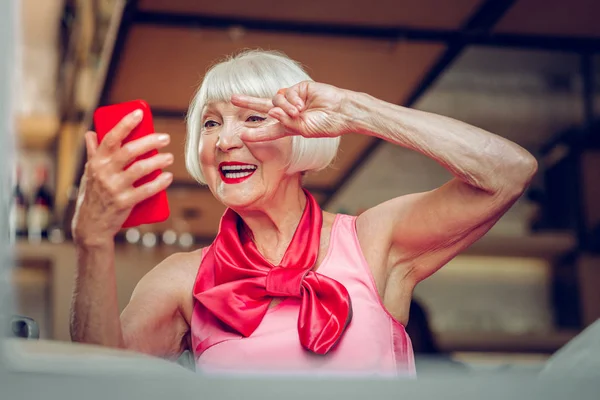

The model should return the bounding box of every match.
[198,101,296,210]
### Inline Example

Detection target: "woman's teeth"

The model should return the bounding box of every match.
[221,165,257,179]
[224,171,253,179]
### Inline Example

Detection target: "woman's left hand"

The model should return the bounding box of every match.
[231,81,356,142]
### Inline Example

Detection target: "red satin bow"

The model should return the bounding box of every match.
[194,190,352,354]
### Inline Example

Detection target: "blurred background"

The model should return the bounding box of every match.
[9,0,600,369]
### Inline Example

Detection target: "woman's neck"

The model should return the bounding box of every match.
[235,181,308,264]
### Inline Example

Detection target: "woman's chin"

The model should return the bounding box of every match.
[215,190,261,211]
[221,199,252,210]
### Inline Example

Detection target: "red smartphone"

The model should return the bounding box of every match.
[93,100,170,228]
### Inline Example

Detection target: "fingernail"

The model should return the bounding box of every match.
[130,109,143,122]
[158,134,170,143]
[163,172,173,180]
[165,153,174,162]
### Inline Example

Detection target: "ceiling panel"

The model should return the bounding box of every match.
[109,26,445,110]
[495,0,600,37]
[138,0,481,29]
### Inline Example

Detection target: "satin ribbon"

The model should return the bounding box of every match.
[194,190,352,354]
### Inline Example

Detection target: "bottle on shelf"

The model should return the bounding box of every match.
[12,166,28,239]
[27,165,53,243]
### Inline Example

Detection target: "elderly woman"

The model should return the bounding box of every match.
[70,50,537,376]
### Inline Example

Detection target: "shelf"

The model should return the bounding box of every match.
[14,230,578,261]
[464,232,576,259]
[14,240,69,260]
[436,330,578,354]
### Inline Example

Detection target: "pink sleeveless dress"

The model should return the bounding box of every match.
[190,214,416,377]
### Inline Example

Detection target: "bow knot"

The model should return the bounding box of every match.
[266,266,306,297]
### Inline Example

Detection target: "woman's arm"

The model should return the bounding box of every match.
[71,246,195,358]
[119,253,196,358]
[69,110,185,356]
[348,91,538,283]
[70,242,124,347]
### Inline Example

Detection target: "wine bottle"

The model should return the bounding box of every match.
[27,165,53,243]
[13,166,28,238]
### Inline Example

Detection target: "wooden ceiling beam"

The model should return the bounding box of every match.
[137,0,482,29]
[132,6,600,53]
[134,10,458,42]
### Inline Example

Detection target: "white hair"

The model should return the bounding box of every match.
[185,49,340,184]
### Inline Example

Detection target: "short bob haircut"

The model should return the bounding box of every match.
[185,49,340,184]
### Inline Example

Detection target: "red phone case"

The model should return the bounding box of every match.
[93,100,170,228]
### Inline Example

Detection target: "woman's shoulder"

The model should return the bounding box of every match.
[143,248,204,292]
[141,248,205,319]
[158,248,205,275]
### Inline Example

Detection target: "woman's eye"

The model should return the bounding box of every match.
[247,115,266,123]
[203,120,219,129]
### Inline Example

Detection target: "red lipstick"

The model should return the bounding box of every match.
[219,161,257,184]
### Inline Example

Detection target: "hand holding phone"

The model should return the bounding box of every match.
[93,100,170,228]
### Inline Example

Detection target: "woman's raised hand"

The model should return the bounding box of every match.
[71,110,174,248]
[231,81,357,142]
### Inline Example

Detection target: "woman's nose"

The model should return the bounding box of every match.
[216,124,244,152]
